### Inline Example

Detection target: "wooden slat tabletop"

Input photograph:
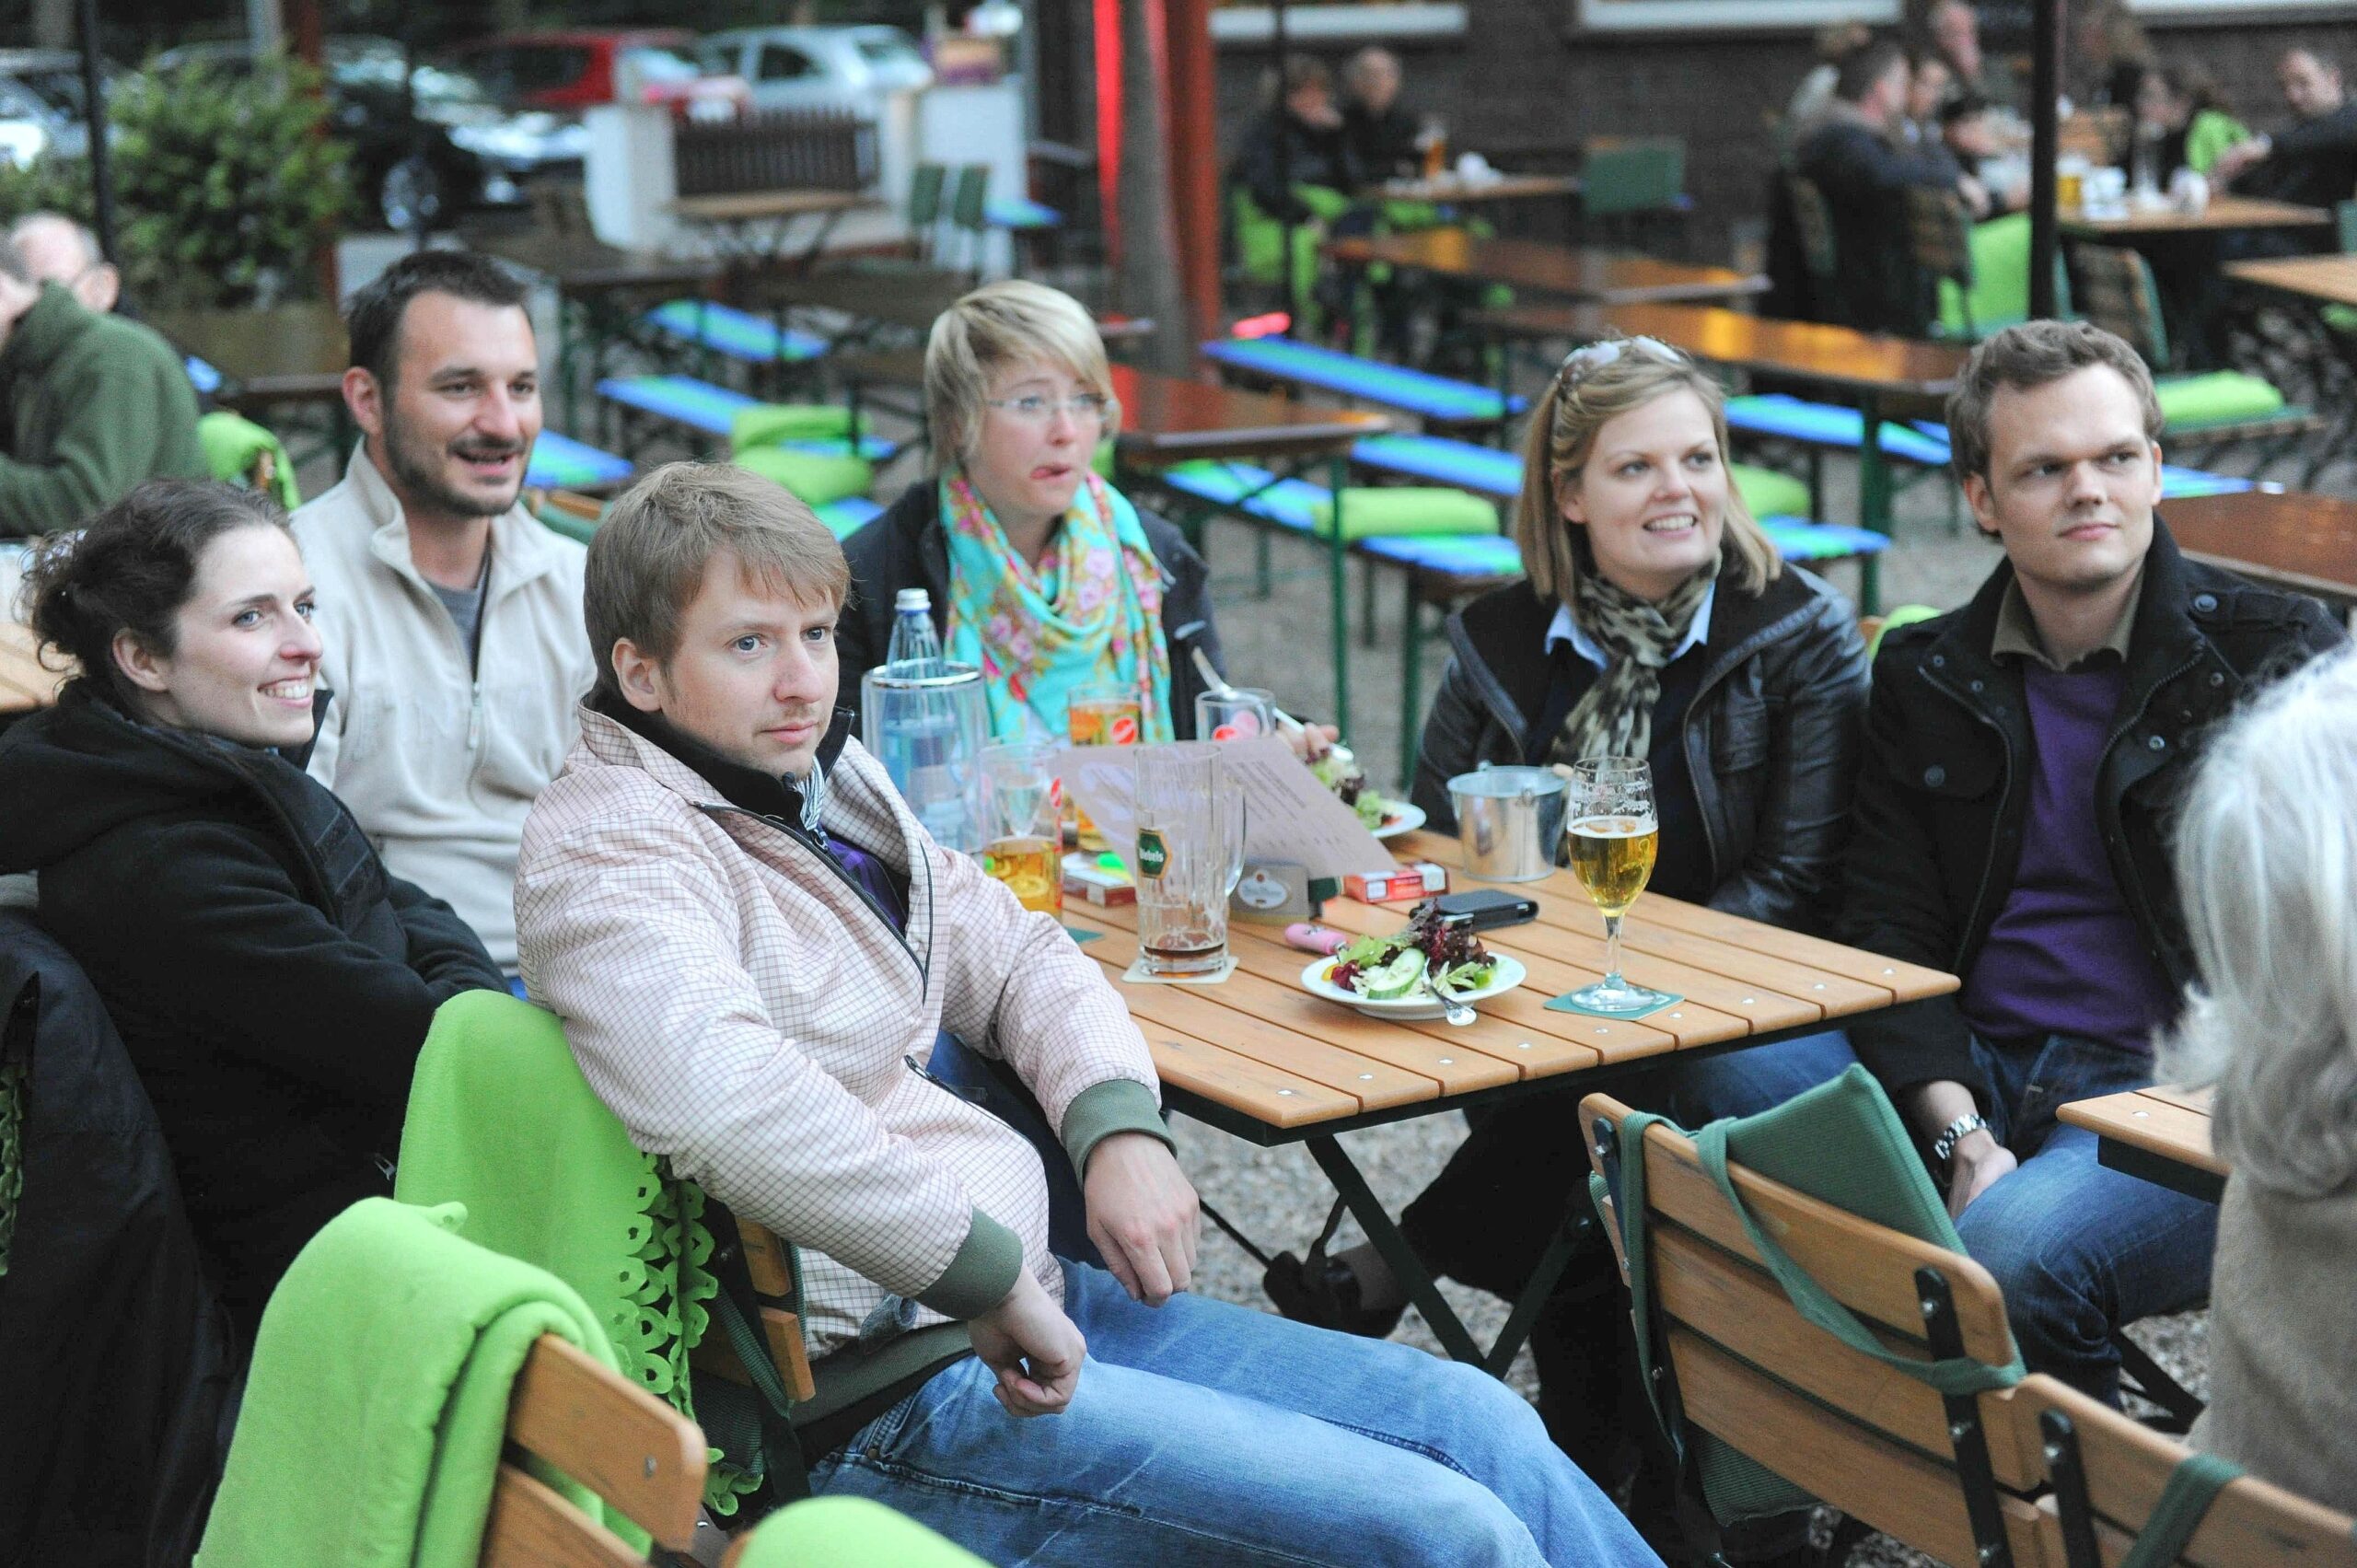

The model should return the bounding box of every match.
[2226,253,2357,310]
[2058,1086,2223,1179]
[2161,489,2357,607]
[1109,363,1390,463]
[2061,196,2329,238]
[1069,833,1957,1131]
[1323,233,1767,306]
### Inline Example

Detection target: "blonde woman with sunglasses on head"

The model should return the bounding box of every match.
[1269,338,1873,1556]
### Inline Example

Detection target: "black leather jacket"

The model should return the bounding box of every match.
[1411,564,1870,935]
[1834,521,2346,1100]
[840,478,1225,741]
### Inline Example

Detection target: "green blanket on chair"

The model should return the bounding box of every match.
[194,1197,635,1567]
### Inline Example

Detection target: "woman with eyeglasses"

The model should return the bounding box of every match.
[1267,338,1871,1554]
[840,280,1225,745]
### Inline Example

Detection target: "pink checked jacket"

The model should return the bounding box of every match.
[514,706,1166,1358]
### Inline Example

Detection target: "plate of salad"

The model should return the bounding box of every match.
[1311,743,1422,838]
[1299,901,1525,1019]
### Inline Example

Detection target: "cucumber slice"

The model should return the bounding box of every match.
[1359,950,1427,1000]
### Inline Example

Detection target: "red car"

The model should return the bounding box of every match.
[447,29,703,111]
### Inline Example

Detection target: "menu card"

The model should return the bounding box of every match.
[1050,735,1394,881]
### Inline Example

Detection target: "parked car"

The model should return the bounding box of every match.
[447,29,705,112]
[695,26,932,117]
[150,38,540,232]
[331,39,588,188]
[0,49,122,168]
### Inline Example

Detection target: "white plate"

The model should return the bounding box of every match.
[1299,952,1527,1020]
[1370,801,1428,841]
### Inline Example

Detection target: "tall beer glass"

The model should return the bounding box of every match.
[980,740,1063,915]
[1067,681,1144,852]
[1133,742,1247,976]
[1561,757,1671,1014]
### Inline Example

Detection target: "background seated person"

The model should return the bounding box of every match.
[1904,49,1957,152]
[1341,47,1422,182]
[0,481,503,1337]
[2129,64,2250,180]
[0,235,203,537]
[1301,339,1866,1537]
[842,281,1229,747]
[1231,55,1364,226]
[1925,0,2020,114]
[1943,94,2029,215]
[2210,47,2357,211]
[2160,645,2357,1516]
[8,212,120,315]
[1837,320,2343,1401]
[515,461,1663,1568]
[1796,39,1986,331]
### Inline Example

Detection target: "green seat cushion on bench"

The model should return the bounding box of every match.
[2154,371,2286,428]
[1731,464,1812,522]
[1937,211,2031,337]
[732,403,869,450]
[1305,485,1499,540]
[734,446,875,507]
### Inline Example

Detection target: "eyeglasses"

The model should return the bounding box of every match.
[985,392,1114,424]
[1557,335,1687,389]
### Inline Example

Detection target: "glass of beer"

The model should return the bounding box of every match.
[1133,742,1248,976]
[1067,682,1144,852]
[980,741,1063,916]
[1561,757,1672,1014]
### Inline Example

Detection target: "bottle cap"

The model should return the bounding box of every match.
[895,587,932,611]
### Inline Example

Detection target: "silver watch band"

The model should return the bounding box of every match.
[1933,1111,1992,1166]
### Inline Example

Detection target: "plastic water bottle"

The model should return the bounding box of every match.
[887,587,941,677]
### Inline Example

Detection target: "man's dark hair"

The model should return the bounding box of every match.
[0,235,29,287]
[1940,89,1993,127]
[343,250,529,389]
[1945,319,2165,483]
[1834,39,1909,103]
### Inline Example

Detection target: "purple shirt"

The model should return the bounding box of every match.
[1958,663,2176,1053]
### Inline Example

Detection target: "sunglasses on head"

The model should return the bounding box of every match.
[1556,335,1688,389]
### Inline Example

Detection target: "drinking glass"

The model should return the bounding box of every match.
[1560,757,1671,1014]
[1195,686,1276,743]
[980,740,1063,916]
[1133,742,1248,976]
[1066,681,1144,852]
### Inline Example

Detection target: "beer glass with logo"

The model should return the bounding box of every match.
[1067,681,1144,852]
[1560,757,1671,1014]
[980,740,1063,915]
[1133,742,1248,976]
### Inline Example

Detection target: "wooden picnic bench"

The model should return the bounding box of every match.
[2057,1085,2223,1203]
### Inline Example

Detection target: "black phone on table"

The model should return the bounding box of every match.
[1432,889,1540,932]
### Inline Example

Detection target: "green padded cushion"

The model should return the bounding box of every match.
[734,1497,993,1568]
[732,403,867,449]
[1605,1064,2023,1526]
[2155,371,2286,427]
[1868,603,1941,661]
[1306,485,1499,540]
[1732,463,1811,520]
[1938,211,2031,337]
[1093,436,1115,480]
[535,505,601,547]
[2323,303,2357,337]
[734,447,874,507]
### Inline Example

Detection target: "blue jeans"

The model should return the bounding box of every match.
[811,1261,1662,1568]
[1645,1028,1859,1125]
[1953,1032,2218,1404]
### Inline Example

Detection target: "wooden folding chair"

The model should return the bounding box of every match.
[1583,1092,2048,1568]
[1906,186,1978,339]
[481,1333,709,1568]
[2014,1373,2357,1567]
[1784,177,1842,325]
[691,1215,818,1407]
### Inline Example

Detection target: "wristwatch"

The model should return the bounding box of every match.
[1932,1112,1993,1168]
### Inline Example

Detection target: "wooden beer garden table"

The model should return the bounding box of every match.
[2058,1086,2224,1203]
[1322,232,1766,308]
[148,303,351,418]
[1064,827,1956,1372]
[2061,195,2330,239]
[666,189,880,269]
[2161,489,2357,613]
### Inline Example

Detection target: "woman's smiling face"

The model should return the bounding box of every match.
[1558,387,1728,601]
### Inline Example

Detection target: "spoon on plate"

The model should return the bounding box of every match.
[1417,965,1476,1027]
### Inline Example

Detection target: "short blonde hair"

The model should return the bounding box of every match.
[584,462,850,700]
[923,280,1120,473]
[1509,343,1780,604]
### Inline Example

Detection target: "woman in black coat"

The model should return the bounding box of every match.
[0,481,502,1337]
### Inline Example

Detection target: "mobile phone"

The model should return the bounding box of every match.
[1433,889,1540,933]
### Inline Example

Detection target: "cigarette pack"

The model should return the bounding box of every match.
[1062,852,1137,907]
[1344,863,1448,903]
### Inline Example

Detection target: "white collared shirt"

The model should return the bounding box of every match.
[1544,583,1717,669]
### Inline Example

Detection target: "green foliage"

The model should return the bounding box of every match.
[0,60,350,309]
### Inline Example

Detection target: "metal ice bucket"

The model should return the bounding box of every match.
[1447,764,1567,883]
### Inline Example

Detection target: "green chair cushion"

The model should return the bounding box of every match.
[534,504,601,547]
[2156,371,2286,427]
[731,1497,993,1568]
[1602,1064,2022,1526]
[734,447,875,507]
[1306,485,1499,540]
[1938,212,2031,337]
[1731,463,1812,520]
[1868,603,1942,661]
[732,403,867,450]
[197,409,301,509]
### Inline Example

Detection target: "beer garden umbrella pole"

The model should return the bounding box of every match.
[75,0,115,263]
[2029,0,2061,318]
[1272,0,1299,330]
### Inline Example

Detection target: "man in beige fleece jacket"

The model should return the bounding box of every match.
[513,463,1658,1568]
